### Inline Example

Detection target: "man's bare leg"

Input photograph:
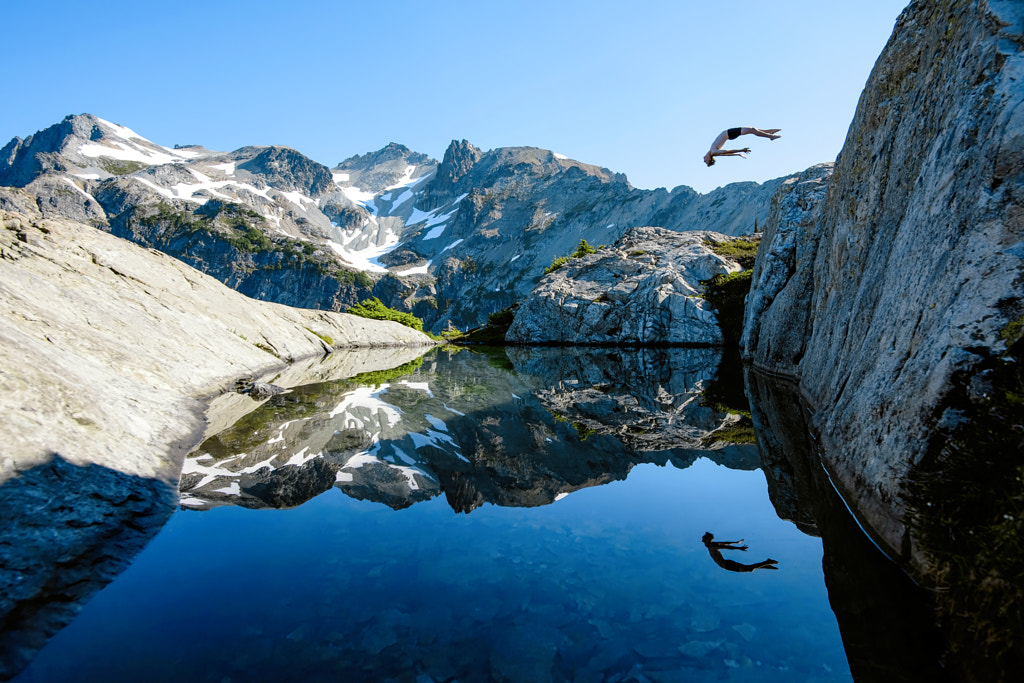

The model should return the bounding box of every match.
[740,127,782,140]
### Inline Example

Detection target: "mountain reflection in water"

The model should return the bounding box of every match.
[15,346,945,683]
[179,346,756,514]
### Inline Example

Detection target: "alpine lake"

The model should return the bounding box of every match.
[13,346,944,683]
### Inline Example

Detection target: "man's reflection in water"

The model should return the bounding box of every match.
[702,532,779,572]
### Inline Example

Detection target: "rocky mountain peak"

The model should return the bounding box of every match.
[436,139,482,185]
[0,115,92,187]
[333,142,437,194]
[0,113,211,189]
[233,145,335,197]
[337,142,424,169]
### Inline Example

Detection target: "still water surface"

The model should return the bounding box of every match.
[17,347,853,682]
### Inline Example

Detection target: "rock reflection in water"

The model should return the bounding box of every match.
[745,368,947,682]
[180,347,756,514]
[19,348,856,683]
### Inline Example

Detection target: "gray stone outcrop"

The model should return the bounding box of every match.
[740,163,833,373]
[741,0,1024,562]
[506,227,738,345]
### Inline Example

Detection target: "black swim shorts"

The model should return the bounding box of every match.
[727,127,742,140]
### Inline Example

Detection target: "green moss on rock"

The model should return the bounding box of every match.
[703,236,761,269]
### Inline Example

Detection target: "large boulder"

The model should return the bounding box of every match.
[741,0,1024,561]
[506,227,738,345]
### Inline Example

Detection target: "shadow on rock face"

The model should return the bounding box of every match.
[745,369,948,683]
[0,455,175,681]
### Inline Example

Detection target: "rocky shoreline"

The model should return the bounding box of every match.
[0,204,435,677]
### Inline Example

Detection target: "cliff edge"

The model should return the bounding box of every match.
[743,0,1024,563]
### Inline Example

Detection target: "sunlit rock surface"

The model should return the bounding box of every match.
[0,204,433,486]
[741,0,1024,563]
[507,227,737,345]
[739,163,833,373]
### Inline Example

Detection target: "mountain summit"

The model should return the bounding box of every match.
[0,114,799,332]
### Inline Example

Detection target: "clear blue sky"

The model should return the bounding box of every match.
[4,0,907,194]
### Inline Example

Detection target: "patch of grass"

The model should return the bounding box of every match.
[487,307,515,327]
[1000,315,1024,348]
[224,225,275,253]
[547,411,596,440]
[346,297,424,332]
[572,421,596,440]
[451,305,518,345]
[99,158,146,176]
[544,255,570,274]
[704,236,761,269]
[544,238,598,274]
[345,356,425,386]
[140,201,209,234]
[253,342,280,358]
[700,416,756,447]
[305,328,334,346]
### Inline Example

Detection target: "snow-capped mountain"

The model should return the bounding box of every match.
[1,114,800,331]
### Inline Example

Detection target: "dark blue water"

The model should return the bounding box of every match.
[15,348,853,682]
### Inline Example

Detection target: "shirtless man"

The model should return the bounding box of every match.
[704,127,782,166]
[702,532,779,572]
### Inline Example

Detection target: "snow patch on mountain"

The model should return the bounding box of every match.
[78,118,199,166]
[62,177,96,202]
[384,164,417,190]
[342,185,377,213]
[327,219,399,273]
[395,260,431,276]
[279,189,317,209]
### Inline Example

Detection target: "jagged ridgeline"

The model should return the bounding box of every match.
[0,114,795,332]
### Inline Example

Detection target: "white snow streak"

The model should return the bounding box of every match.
[422,224,447,240]
[62,177,96,202]
[395,260,431,276]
